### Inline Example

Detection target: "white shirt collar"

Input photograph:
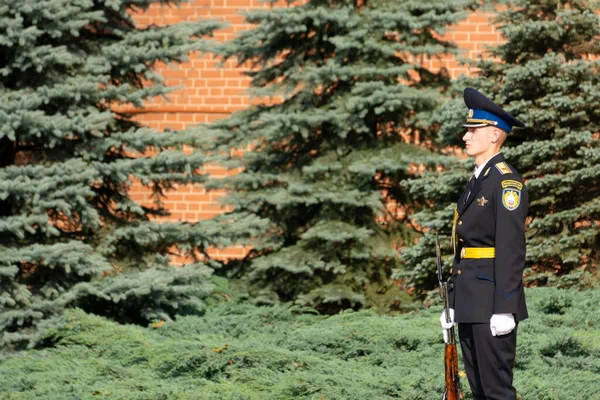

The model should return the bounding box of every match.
[474,152,500,178]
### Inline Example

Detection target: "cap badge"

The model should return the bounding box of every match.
[468,109,474,118]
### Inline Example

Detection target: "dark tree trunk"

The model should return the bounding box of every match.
[0,137,15,217]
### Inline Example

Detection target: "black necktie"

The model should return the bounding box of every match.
[465,175,476,203]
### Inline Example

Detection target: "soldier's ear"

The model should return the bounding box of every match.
[489,128,500,143]
[491,128,506,145]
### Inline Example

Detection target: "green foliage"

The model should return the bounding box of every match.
[0,287,598,399]
[205,0,476,312]
[401,0,600,294]
[0,1,226,348]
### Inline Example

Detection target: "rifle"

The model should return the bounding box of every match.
[437,233,461,400]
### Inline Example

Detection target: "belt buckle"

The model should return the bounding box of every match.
[460,247,466,259]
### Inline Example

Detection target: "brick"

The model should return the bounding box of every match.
[185,193,212,202]
[224,88,244,96]
[226,0,254,7]
[178,113,195,122]
[476,23,495,33]
[470,33,501,42]
[201,70,223,78]
[210,8,233,16]
[454,24,476,33]
[467,13,493,24]
[223,70,246,78]
[453,32,470,42]
[204,97,230,105]
[188,203,201,211]
[183,212,198,220]
[165,211,184,220]
[174,203,188,211]
[208,79,227,87]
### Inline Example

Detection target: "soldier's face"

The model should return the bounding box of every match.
[462,126,495,158]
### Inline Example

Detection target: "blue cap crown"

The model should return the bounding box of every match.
[463,88,525,133]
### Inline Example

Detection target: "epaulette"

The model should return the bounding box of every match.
[495,162,512,175]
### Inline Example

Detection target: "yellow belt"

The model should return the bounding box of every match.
[460,247,495,259]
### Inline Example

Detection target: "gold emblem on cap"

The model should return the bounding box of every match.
[468,109,474,118]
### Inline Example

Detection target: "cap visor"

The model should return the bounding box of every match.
[462,122,489,128]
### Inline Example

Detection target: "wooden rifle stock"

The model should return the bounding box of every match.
[437,233,461,400]
[444,341,460,400]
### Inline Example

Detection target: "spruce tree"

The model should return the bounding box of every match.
[402,0,600,295]
[0,0,229,348]
[206,0,475,312]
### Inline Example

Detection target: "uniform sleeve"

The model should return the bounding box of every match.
[493,175,528,314]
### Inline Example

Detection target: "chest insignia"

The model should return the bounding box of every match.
[476,196,488,207]
[495,162,512,175]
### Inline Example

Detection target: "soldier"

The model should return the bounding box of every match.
[440,87,528,399]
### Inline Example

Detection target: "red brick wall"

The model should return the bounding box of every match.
[128,1,504,262]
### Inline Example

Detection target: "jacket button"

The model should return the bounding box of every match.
[457,270,462,275]
[458,221,463,226]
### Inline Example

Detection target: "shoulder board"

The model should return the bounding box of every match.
[495,162,512,175]
[501,179,523,190]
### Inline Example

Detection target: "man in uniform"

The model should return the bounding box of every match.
[440,87,528,399]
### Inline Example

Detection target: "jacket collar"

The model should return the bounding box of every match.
[479,152,504,181]
[459,153,505,213]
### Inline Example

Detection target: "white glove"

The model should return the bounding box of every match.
[490,313,515,336]
[440,308,456,343]
[443,328,450,344]
[440,308,456,329]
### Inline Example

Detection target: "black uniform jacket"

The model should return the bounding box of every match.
[449,153,528,323]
